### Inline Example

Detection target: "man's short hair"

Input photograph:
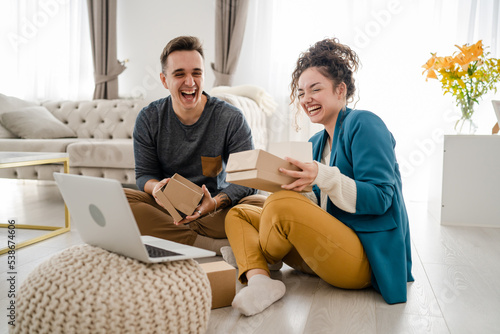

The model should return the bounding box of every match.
[160,36,204,73]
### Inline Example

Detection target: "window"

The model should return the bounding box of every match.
[0,0,93,100]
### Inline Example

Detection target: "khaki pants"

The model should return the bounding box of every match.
[124,188,266,245]
[225,190,371,289]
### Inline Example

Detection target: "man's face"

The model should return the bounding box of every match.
[160,50,205,113]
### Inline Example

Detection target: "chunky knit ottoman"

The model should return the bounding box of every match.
[12,244,211,334]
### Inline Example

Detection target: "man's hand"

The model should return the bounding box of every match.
[175,185,214,225]
[150,178,170,208]
[279,157,318,192]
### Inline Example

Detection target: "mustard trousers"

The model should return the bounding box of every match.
[225,190,371,289]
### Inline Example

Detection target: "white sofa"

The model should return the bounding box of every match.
[0,90,270,185]
[0,97,147,184]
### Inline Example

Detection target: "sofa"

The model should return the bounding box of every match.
[0,87,273,185]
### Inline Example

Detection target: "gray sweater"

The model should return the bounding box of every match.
[133,92,256,203]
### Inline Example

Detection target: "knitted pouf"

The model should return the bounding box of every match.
[12,244,211,334]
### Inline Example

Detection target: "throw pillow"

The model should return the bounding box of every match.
[0,106,76,139]
[0,93,39,138]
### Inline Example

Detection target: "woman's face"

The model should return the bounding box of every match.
[297,67,344,126]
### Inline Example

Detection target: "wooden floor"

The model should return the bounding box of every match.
[1,179,499,334]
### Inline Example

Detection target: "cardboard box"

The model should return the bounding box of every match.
[154,173,204,222]
[200,261,236,309]
[226,142,313,193]
[267,141,313,162]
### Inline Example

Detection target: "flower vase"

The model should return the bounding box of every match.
[455,102,477,134]
[455,117,477,134]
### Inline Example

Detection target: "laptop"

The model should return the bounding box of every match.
[53,172,216,263]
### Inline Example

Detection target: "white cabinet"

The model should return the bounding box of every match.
[441,135,500,227]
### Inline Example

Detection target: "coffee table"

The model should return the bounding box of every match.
[0,152,71,254]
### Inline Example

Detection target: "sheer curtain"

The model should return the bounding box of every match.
[233,0,500,200]
[0,0,93,101]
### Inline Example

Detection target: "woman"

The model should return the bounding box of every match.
[225,38,413,316]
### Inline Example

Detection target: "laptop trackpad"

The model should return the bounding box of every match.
[144,244,182,258]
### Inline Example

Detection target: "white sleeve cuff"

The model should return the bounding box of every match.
[313,162,357,213]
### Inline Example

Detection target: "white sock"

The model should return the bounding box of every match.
[231,274,286,316]
[221,246,283,271]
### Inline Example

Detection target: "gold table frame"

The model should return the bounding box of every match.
[0,152,70,254]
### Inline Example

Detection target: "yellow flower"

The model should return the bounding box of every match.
[422,54,438,80]
[455,40,483,60]
[421,40,500,126]
[452,40,483,70]
[453,54,469,70]
[426,69,437,79]
[436,56,455,70]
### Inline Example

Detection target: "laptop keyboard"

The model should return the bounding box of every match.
[145,244,182,258]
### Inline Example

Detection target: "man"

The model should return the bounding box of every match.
[125,36,265,254]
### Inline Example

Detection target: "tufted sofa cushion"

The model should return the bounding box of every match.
[42,99,147,140]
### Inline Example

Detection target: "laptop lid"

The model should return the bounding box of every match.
[53,173,215,262]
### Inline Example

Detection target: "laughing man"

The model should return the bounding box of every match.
[124,36,265,255]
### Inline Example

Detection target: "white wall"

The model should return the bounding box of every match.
[116,0,216,102]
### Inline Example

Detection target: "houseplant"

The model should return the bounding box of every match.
[422,40,500,133]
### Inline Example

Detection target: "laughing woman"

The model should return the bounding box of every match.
[224,37,414,316]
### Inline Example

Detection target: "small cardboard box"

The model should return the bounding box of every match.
[267,141,313,162]
[200,261,236,309]
[154,173,204,222]
[226,142,313,193]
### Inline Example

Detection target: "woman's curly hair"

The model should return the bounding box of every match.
[290,38,360,108]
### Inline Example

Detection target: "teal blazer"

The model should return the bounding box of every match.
[309,108,413,304]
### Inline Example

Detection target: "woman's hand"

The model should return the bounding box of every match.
[175,185,214,225]
[279,157,318,192]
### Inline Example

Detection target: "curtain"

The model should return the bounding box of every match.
[0,0,93,100]
[87,0,125,99]
[232,0,500,201]
[211,0,249,87]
